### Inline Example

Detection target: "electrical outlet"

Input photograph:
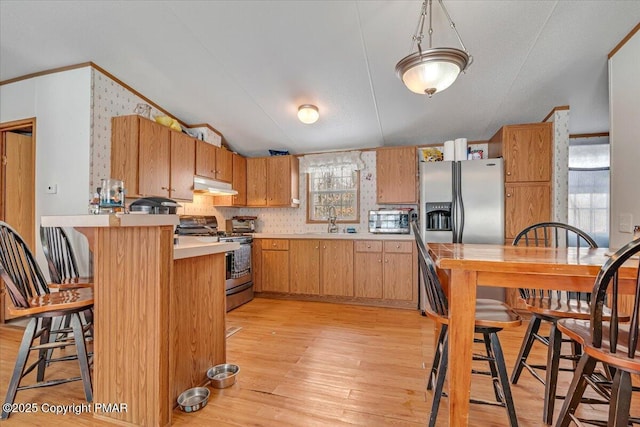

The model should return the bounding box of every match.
[46,184,57,194]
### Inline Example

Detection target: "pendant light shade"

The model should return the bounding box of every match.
[395,0,472,97]
[298,104,319,124]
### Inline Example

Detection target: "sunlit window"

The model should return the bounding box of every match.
[568,142,609,247]
[307,165,359,223]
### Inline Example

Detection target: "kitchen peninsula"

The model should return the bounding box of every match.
[41,214,238,426]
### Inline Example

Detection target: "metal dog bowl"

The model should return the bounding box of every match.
[207,363,240,389]
[177,387,210,412]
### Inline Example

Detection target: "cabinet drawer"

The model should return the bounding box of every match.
[354,241,382,253]
[262,239,289,250]
[383,241,413,253]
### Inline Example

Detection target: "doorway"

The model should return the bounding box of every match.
[0,117,36,322]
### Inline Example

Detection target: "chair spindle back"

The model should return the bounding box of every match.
[412,221,448,318]
[40,226,81,283]
[0,221,49,308]
[591,238,640,359]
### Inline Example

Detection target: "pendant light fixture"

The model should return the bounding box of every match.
[395,0,472,97]
[298,104,319,124]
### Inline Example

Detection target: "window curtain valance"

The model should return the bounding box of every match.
[299,151,365,173]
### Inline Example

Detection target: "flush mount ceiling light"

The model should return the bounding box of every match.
[395,0,472,97]
[298,104,319,124]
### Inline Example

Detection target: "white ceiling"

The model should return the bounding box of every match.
[1,1,639,157]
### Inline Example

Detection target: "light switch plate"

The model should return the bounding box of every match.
[619,213,633,233]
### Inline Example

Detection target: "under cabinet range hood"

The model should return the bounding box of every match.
[193,176,238,196]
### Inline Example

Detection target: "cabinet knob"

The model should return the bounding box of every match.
[384,259,389,263]
[366,244,371,248]
[378,259,382,263]
[161,186,168,190]
[396,244,400,248]
[506,193,512,197]
[507,171,511,176]
[272,243,276,247]
[315,246,319,249]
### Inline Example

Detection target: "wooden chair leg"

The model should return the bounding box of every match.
[544,322,562,425]
[429,332,449,427]
[511,315,542,384]
[490,332,519,427]
[70,313,93,402]
[1,318,38,420]
[609,370,631,427]
[555,353,597,427]
[428,325,447,391]
[482,332,503,403]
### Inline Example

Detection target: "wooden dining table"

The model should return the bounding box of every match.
[426,242,639,426]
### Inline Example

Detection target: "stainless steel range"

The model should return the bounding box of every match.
[176,215,255,311]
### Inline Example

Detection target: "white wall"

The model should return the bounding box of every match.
[0,67,92,275]
[609,29,640,247]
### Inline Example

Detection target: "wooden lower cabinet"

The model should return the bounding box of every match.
[320,240,354,297]
[355,240,416,302]
[261,239,289,293]
[290,240,320,294]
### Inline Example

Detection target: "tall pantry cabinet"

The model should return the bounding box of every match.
[489,122,553,309]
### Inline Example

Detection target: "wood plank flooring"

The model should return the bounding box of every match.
[1,298,637,426]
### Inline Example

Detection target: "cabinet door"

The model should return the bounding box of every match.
[111,115,140,197]
[267,156,291,206]
[320,240,354,297]
[252,239,262,292]
[503,123,552,183]
[383,252,415,301]
[505,183,551,240]
[261,250,289,293]
[215,147,233,183]
[246,157,267,206]
[289,240,320,295]
[170,132,195,201]
[232,154,247,206]
[139,119,171,197]
[354,252,383,298]
[195,140,216,179]
[376,146,417,204]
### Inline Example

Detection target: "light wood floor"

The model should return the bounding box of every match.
[0,298,636,426]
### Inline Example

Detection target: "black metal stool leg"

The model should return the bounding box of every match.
[428,325,447,391]
[482,332,503,402]
[1,318,38,420]
[490,332,519,427]
[544,322,562,425]
[429,333,449,427]
[36,317,53,381]
[511,315,542,384]
[70,313,93,402]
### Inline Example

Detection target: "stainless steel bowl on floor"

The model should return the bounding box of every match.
[177,387,210,412]
[207,364,240,389]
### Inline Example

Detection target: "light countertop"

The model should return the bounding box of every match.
[173,236,239,260]
[251,232,414,241]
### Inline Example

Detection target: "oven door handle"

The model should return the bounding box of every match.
[227,281,252,296]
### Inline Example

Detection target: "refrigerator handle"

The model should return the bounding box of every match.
[451,162,458,242]
[456,162,465,242]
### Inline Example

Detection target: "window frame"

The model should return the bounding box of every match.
[306,169,360,224]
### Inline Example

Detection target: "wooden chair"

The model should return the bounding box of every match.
[40,225,94,350]
[555,237,640,427]
[0,221,93,420]
[509,222,618,424]
[412,222,522,427]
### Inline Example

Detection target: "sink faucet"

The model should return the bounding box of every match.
[327,206,338,233]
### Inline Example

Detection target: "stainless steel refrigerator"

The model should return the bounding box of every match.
[419,158,505,302]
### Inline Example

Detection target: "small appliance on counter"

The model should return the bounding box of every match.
[129,197,182,214]
[94,178,125,213]
[226,216,257,234]
[368,208,412,234]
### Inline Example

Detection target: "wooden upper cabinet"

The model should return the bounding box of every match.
[138,118,171,197]
[246,155,299,208]
[169,132,195,200]
[111,115,141,197]
[246,157,267,206]
[213,153,247,206]
[376,146,417,204]
[215,147,233,183]
[195,140,216,179]
[489,122,552,183]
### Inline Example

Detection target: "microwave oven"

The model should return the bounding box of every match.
[368,209,411,234]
